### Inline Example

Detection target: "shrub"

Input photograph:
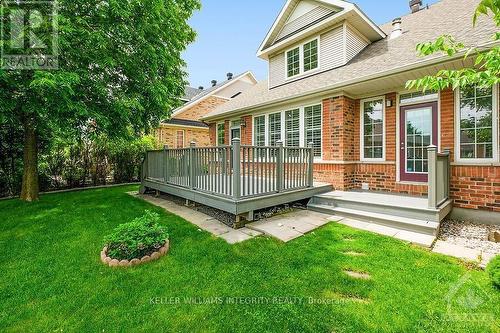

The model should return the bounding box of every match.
[487,255,500,289]
[104,211,169,261]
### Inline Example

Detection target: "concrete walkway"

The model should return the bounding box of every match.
[246,209,334,242]
[129,192,262,244]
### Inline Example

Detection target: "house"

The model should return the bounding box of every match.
[155,71,258,148]
[201,0,499,224]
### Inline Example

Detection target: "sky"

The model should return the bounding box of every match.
[183,0,440,88]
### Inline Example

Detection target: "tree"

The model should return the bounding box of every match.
[406,0,500,91]
[0,0,200,201]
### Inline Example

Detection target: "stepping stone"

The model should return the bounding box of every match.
[344,270,371,280]
[342,251,366,257]
[343,237,356,242]
[432,240,481,261]
[219,230,253,244]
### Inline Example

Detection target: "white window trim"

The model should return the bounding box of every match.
[454,84,499,164]
[176,130,185,149]
[230,120,241,142]
[216,122,225,146]
[360,96,386,162]
[251,102,323,160]
[285,36,320,80]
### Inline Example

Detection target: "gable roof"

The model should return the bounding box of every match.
[204,0,498,121]
[169,71,257,119]
[181,86,203,102]
[257,0,386,59]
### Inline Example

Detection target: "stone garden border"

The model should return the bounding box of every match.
[100,240,170,267]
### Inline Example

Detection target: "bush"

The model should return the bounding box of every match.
[487,255,500,289]
[104,211,169,261]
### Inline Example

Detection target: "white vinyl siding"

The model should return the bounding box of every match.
[456,85,498,162]
[304,105,322,157]
[285,109,300,147]
[345,24,369,63]
[319,26,344,70]
[274,5,334,43]
[268,25,356,88]
[253,115,266,147]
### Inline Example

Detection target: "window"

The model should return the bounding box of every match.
[458,85,497,160]
[230,120,241,141]
[303,39,318,72]
[286,38,319,78]
[285,109,300,147]
[254,116,266,147]
[361,99,384,160]
[286,47,300,78]
[304,104,322,157]
[217,123,225,146]
[268,112,282,146]
[176,130,184,149]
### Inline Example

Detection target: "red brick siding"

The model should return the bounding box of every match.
[440,88,455,160]
[209,123,217,146]
[241,115,253,145]
[385,92,397,162]
[322,96,355,161]
[224,120,230,145]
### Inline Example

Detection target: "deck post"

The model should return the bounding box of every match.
[189,141,196,189]
[163,145,168,183]
[307,142,314,187]
[443,148,451,199]
[276,140,284,193]
[232,138,241,200]
[427,145,437,209]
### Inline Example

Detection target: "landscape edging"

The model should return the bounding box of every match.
[100,240,170,267]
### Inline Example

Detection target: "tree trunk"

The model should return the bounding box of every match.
[20,117,39,201]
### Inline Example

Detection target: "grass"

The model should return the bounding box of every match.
[0,185,498,332]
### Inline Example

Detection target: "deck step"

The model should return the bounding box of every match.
[307,204,440,236]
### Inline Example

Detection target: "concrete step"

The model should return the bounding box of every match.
[337,217,437,248]
[311,194,444,222]
[307,204,440,236]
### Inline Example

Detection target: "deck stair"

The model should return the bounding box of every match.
[308,191,453,236]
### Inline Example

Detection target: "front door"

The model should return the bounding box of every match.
[399,102,438,182]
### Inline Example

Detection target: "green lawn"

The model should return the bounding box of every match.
[0,186,498,332]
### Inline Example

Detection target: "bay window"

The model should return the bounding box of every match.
[253,103,322,159]
[457,85,498,161]
[285,109,300,147]
[304,105,322,157]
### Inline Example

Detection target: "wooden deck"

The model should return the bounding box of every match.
[141,139,332,222]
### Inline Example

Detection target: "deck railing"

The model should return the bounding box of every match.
[427,145,451,209]
[142,138,315,200]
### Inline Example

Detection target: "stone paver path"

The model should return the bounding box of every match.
[344,270,371,280]
[432,240,496,267]
[246,209,335,242]
[129,192,262,244]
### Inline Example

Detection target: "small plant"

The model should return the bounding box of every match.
[486,255,500,289]
[104,210,169,261]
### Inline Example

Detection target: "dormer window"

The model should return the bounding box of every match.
[303,39,318,72]
[286,38,319,78]
[286,47,300,78]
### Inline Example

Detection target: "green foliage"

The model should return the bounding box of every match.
[104,210,169,261]
[487,255,500,288]
[0,0,201,199]
[406,0,500,91]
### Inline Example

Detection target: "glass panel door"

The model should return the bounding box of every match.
[399,102,438,182]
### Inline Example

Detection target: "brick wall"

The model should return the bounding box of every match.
[175,96,228,121]
[322,96,356,161]
[451,166,500,212]
[156,126,210,148]
[241,115,253,145]
[209,123,216,145]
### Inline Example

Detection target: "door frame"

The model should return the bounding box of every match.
[399,101,439,183]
